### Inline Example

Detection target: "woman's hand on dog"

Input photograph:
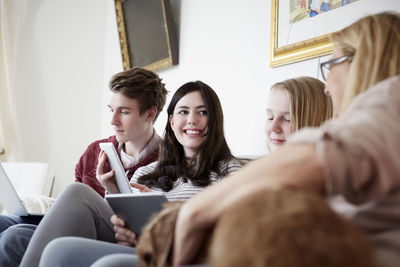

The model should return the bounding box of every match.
[110,215,138,247]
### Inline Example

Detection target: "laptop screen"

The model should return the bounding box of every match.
[0,162,30,216]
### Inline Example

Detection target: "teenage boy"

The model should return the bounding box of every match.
[0,68,168,267]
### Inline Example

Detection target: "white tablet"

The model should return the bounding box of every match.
[99,142,133,194]
[106,193,168,235]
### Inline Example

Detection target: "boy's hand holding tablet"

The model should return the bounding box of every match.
[98,143,133,194]
[106,193,167,238]
[111,214,138,247]
[97,150,120,194]
[99,143,168,240]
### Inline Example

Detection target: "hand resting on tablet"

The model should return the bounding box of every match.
[111,214,138,247]
[130,182,151,193]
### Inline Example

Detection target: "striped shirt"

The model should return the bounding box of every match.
[130,159,242,202]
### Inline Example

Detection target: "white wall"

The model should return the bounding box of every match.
[4,0,392,196]
[151,0,324,156]
[101,0,327,156]
[5,0,111,196]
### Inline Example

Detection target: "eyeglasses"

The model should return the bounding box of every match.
[320,54,354,81]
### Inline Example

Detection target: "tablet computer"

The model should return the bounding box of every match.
[99,142,133,194]
[106,193,168,235]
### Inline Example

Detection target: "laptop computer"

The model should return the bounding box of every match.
[0,162,44,217]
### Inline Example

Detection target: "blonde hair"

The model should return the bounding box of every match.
[271,76,332,131]
[330,12,400,114]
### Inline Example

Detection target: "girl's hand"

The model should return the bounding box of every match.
[130,182,152,192]
[110,215,138,247]
[96,151,120,193]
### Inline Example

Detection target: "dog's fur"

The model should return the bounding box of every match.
[136,202,184,267]
[136,187,376,267]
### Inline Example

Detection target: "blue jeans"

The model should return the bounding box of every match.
[0,215,41,267]
[0,214,42,231]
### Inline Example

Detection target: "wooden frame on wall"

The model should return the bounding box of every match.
[270,0,400,67]
[270,0,332,67]
[114,0,178,72]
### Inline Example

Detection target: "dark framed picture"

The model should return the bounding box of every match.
[114,0,178,72]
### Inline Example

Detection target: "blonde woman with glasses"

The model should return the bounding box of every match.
[174,12,400,267]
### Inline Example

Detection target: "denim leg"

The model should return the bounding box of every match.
[0,224,37,267]
[0,214,42,233]
[0,214,22,233]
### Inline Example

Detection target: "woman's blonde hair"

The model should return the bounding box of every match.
[271,76,332,131]
[330,12,400,114]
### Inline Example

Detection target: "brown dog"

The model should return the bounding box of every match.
[136,202,184,267]
[137,187,376,267]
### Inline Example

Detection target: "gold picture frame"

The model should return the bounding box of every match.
[115,0,178,72]
[270,0,333,67]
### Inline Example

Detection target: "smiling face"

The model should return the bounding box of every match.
[169,91,208,158]
[108,91,155,148]
[324,47,351,117]
[265,89,295,152]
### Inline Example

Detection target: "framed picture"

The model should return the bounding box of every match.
[270,0,400,67]
[115,0,178,72]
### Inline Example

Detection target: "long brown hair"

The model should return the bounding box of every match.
[138,81,235,191]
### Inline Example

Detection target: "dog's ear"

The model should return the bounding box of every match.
[137,202,184,267]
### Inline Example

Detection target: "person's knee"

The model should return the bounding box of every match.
[2,224,35,245]
[58,183,97,205]
[63,183,93,197]
[91,254,140,267]
[0,215,20,232]
[40,237,82,266]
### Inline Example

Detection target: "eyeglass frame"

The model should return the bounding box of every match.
[320,54,354,81]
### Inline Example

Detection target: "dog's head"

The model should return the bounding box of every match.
[136,202,184,267]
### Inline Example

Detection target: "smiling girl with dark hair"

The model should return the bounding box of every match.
[137,81,235,192]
